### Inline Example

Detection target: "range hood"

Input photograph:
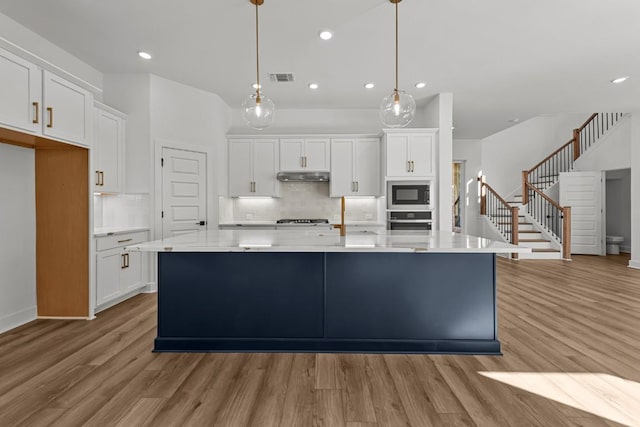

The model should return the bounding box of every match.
[277,171,330,182]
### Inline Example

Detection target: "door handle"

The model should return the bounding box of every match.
[196,221,207,226]
[46,107,53,128]
[33,102,39,124]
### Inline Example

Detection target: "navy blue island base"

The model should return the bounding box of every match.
[155,251,500,354]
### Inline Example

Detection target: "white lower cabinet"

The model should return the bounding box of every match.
[95,230,148,310]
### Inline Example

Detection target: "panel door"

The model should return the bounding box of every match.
[162,147,207,238]
[121,251,144,293]
[304,138,330,171]
[0,47,41,134]
[330,139,355,197]
[96,249,123,306]
[95,109,123,193]
[559,171,605,255]
[228,139,253,196]
[279,138,304,171]
[252,139,279,196]
[354,138,380,196]
[42,71,92,146]
[385,134,410,177]
[408,134,435,177]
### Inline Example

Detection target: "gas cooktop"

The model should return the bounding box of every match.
[276,219,329,224]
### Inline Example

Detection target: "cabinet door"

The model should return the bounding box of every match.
[228,139,254,196]
[304,138,330,171]
[42,71,92,146]
[408,134,435,177]
[330,139,355,197]
[279,139,304,171]
[354,138,380,196]
[0,48,41,134]
[95,108,123,193]
[386,134,410,177]
[252,139,279,196]
[96,249,123,306]
[121,251,144,293]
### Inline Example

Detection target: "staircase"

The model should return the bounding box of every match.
[480,112,626,260]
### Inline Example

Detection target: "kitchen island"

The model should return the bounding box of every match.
[129,229,529,354]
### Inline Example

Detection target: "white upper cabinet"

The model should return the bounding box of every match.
[43,71,93,147]
[94,103,125,193]
[385,130,436,178]
[0,46,94,147]
[228,138,279,197]
[279,138,330,171]
[330,137,380,197]
[0,47,42,134]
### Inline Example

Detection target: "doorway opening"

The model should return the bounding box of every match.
[452,161,464,233]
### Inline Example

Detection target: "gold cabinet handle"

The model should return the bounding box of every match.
[95,171,100,186]
[304,156,307,168]
[32,102,39,124]
[125,253,130,268]
[100,171,104,186]
[407,160,411,173]
[117,238,132,244]
[300,156,304,168]
[46,107,53,128]
[121,253,126,269]
[412,161,415,172]
[356,181,359,192]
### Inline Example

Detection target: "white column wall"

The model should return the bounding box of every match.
[630,113,640,269]
[0,143,36,333]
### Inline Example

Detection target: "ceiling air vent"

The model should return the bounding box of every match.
[269,73,295,83]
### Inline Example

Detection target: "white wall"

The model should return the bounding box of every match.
[481,114,590,196]
[606,169,631,253]
[630,113,640,269]
[0,143,36,333]
[0,12,103,96]
[229,108,381,135]
[453,139,483,237]
[421,94,453,232]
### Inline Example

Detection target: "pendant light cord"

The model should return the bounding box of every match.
[255,1,261,100]
[395,0,399,94]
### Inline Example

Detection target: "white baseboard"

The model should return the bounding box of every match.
[143,281,157,293]
[629,260,640,270]
[620,245,631,253]
[0,306,37,334]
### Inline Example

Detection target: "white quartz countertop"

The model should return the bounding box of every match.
[218,221,385,227]
[94,227,150,237]
[127,229,531,254]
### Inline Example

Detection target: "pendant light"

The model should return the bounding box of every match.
[380,0,415,128]
[242,0,274,130]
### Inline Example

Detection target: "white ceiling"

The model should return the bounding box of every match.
[0,0,638,138]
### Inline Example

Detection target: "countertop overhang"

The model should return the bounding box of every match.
[127,229,531,254]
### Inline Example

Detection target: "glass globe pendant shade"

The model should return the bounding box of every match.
[242,92,274,130]
[380,90,416,128]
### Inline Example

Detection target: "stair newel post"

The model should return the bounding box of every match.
[562,206,572,261]
[511,206,519,260]
[479,176,486,215]
[521,171,528,205]
[572,129,581,161]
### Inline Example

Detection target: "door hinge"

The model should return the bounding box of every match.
[161,211,164,218]
[161,158,164,167]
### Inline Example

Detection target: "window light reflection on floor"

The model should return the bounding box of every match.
[479,372,640,426]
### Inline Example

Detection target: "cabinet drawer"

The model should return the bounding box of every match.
[96,231,149,252]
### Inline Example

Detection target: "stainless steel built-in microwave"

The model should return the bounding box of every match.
[387,181,431,210]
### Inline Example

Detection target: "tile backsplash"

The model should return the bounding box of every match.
[94,194,150,228]
[220,182,381,223]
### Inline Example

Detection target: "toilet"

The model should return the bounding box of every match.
[606,236,624,255]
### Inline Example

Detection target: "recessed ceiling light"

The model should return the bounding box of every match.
[319,30,333,41]
[308,83,319,90]
[611,76,629,84]
[137,51,152,60]
[364,83,375,89]
[252,83,262,89]
[415,82,427,89]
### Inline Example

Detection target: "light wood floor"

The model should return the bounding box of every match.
[1,255,639,426]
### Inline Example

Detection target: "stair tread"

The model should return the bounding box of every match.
[519,230,541,233]
[531,248,561,253]
[520,239,551,242]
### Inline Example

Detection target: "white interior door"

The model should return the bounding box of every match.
[559,171,605,255]
[162,147,207,238]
